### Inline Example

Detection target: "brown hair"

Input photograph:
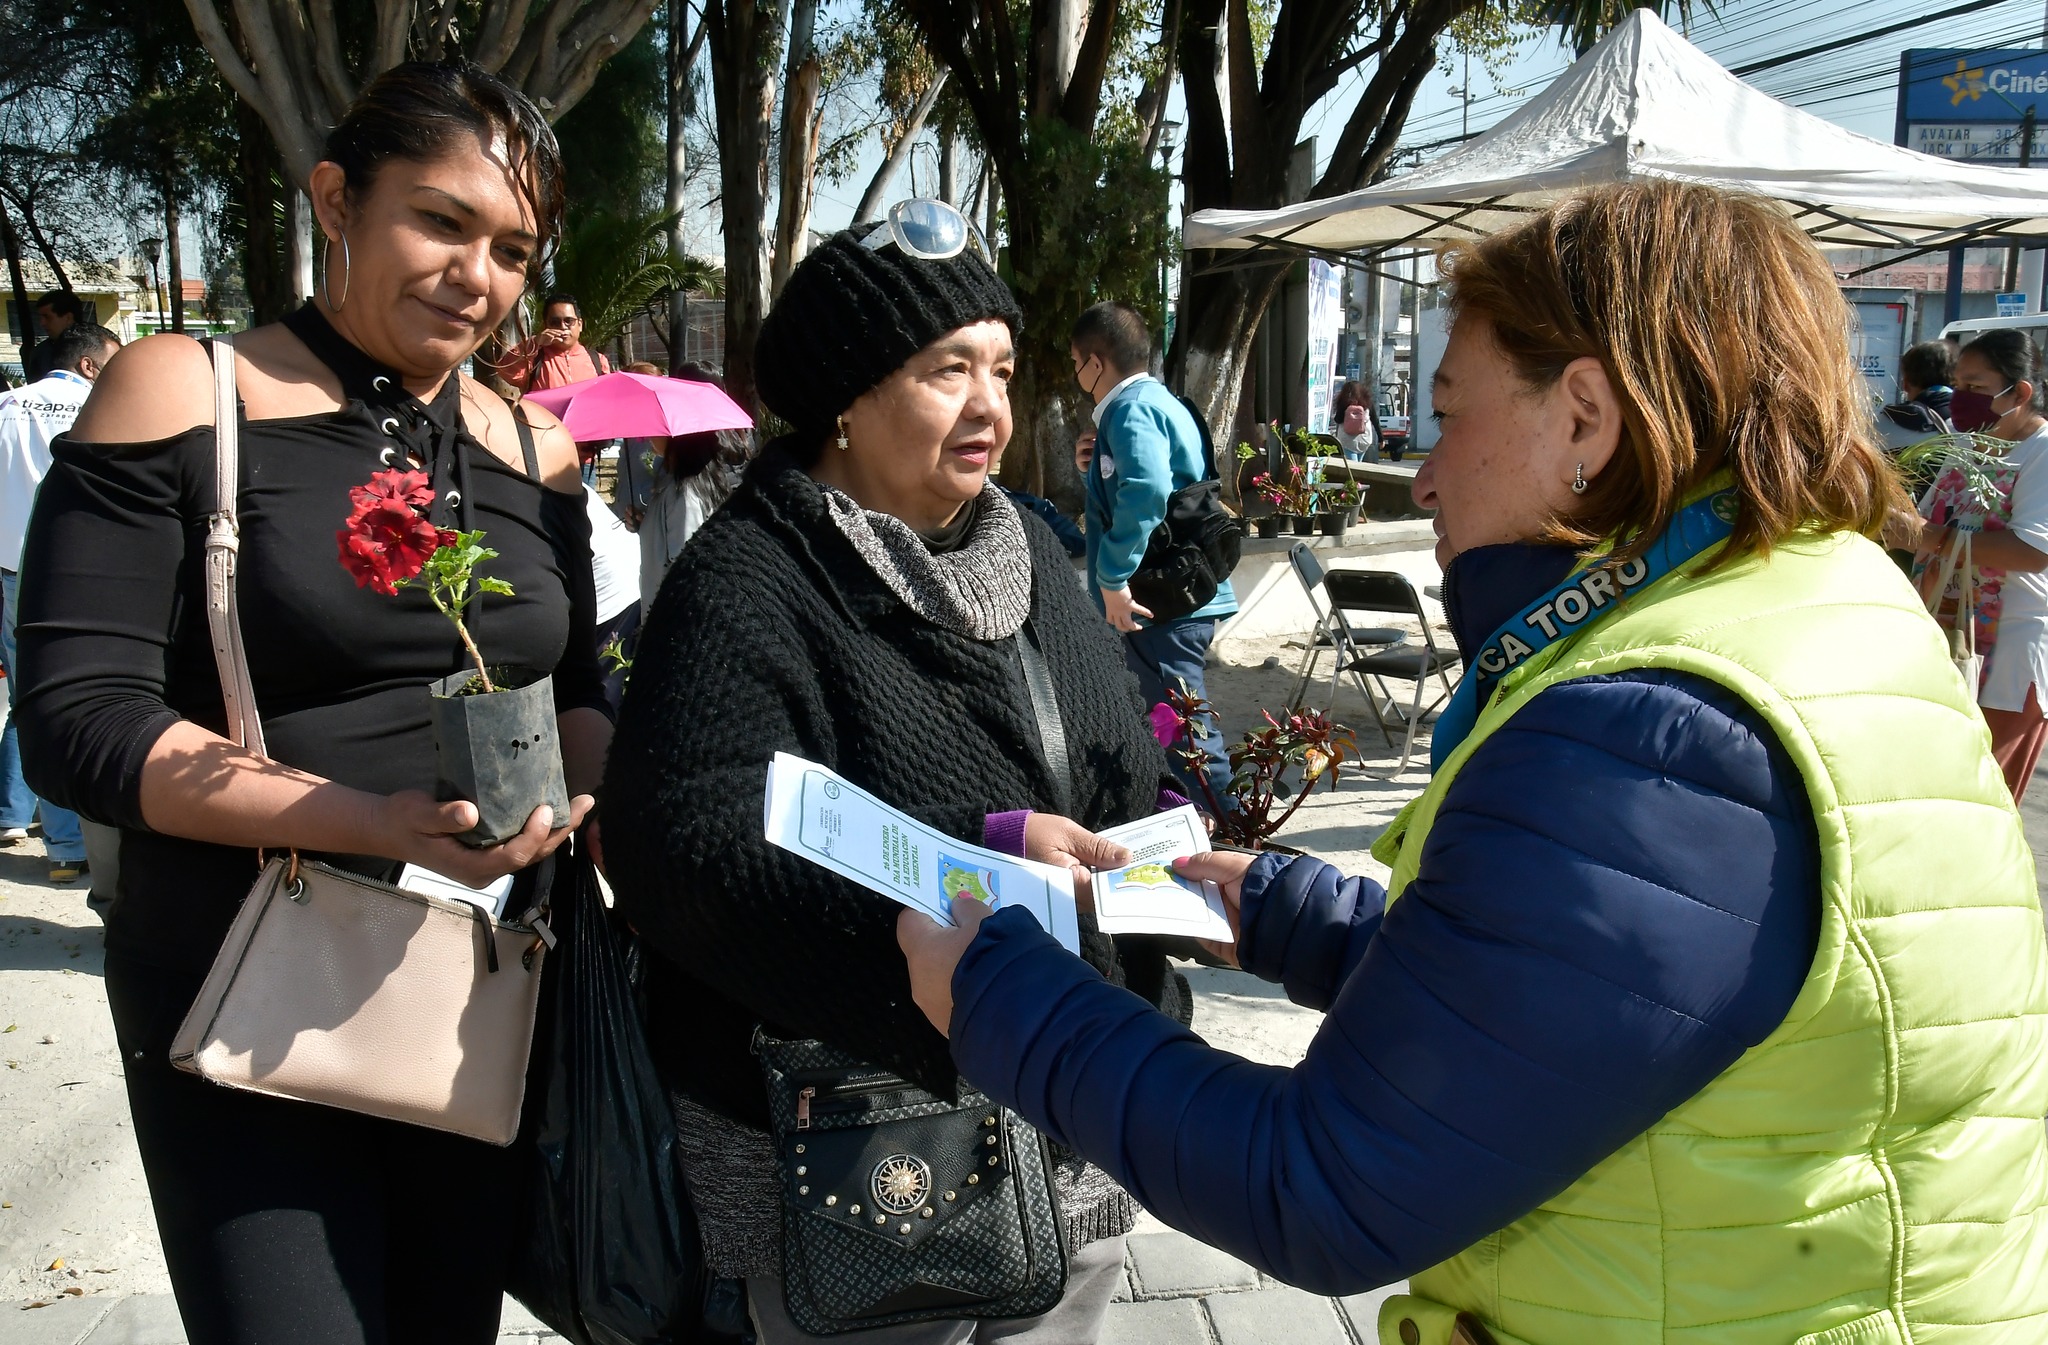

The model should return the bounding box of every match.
[626,361,661,375]
[325,61,565,277]
[1439,181,1902,567]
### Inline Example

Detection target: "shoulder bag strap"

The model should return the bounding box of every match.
[1015,622,1074,818]
[512,408,541,479]
[203,334,268,760]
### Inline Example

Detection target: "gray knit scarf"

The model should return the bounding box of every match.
[821,481,1033,640]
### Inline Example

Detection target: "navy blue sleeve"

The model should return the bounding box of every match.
[947,669,1820,1293]
[1232,849,1387,1011]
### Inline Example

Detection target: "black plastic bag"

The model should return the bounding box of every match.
[507,839,708,1344]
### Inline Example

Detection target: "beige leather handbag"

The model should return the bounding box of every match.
[168,334,547,1145]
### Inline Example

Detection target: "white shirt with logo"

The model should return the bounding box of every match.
[0,371,92,571]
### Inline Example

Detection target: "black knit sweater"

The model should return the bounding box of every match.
[606,450,1188,1128]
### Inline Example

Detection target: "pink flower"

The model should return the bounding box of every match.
[1148,701,1185,748]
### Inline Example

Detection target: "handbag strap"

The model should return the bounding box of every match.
[1015,623,1074,819]
[1958,531,1977,659]
[203,334,268,760]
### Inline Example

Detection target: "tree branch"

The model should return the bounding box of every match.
[544,0,664,117]
[1059,0,1121,130]
[305,0,359,111]
[372,0,411,73]
[179,0,267,128]
[853,67,947,223]
[1304,25,1394,104]
[1311,0,1470,198]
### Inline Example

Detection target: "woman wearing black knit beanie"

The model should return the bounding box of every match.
[603,220,1194,1343]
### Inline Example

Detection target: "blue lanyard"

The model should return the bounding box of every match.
[1429,489,1739,770]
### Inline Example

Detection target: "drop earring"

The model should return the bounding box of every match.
[1571,462,1588,495]
[322,233,351,312]
[836,417,850,452]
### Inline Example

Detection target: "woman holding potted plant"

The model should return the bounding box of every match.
[900,182,2048,1343]
[14,63,608,1345]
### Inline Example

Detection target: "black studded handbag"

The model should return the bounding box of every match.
[752,1029,1068,1335]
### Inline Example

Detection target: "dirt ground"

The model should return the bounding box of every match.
[0,544,1448,1307]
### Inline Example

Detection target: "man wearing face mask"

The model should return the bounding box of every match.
[1071,301,1237,804]
[1920,327,2048,799]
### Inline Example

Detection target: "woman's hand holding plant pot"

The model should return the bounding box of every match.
[373,789,593,887]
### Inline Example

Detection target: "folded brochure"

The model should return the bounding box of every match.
[1089,806,1233,943]
[764,753,1082,953]
[763,756,1235,949]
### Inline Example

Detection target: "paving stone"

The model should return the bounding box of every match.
[79,1296,184,1345]
[1110,1260,1135,1302]
[1205,1283,1349,1345]
[1336,1284,1406,1343]
[1125,1230,1259,1298]
[1100,1297,1213,1345]
[0,1296,113,1345]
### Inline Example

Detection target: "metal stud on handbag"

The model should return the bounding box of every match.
[166,333,547,1146]
[753,1030,1067,1334]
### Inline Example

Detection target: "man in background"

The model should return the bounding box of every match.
[1072,300,1237,803]
[0,322,120,883]
[22,291,85,383]
[495,292,614,482]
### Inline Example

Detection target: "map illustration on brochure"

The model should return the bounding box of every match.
[763,753,1083,953]
[1090,806,1234,943]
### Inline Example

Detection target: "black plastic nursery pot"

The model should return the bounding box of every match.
[1316,510,1350,539]
[430,667,572,848]
[1288,513,1316,537]
[1253,515,1284,539]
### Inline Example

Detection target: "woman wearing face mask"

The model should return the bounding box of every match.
[602,209,1189,1343]
[1921,328,2048,798]
[899,182,2048,1345]
[13,63,607,1345]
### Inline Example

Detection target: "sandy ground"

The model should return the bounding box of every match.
[0,544,1450,1309]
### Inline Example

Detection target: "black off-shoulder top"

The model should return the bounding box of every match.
[14,304,608,975]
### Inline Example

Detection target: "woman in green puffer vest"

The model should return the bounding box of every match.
[899,180,2048,1345]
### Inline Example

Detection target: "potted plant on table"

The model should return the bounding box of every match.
[338,468,570,847]
[1316,478,1361,539]
[1152,686,1358,850]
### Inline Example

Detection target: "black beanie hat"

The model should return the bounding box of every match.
[754,231,1023,438]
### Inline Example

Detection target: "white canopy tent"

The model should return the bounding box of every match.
[1184,10,2048,263]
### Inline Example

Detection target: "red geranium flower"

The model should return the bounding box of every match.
[336,470,441,596]
[346,468,434,521]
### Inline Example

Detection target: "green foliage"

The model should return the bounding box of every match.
[553,23,667,220]
[544,206,724,350]
[1006,116,1171,416]
[409,529,515,693]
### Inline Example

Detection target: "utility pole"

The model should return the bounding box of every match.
[2006,105,2037,295]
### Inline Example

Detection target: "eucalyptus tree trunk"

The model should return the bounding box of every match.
[769,0,821,297]
[707,0,784,411]
[165,187,186,334]
[665,0,693,370]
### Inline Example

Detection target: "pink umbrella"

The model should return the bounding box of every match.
[522,371,754,440]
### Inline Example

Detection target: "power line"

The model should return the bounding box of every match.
[1730,0,2024,76]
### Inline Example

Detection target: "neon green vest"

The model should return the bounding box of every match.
[1371,530,2048,1345]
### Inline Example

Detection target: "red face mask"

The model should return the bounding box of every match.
[1950,383,2015,433]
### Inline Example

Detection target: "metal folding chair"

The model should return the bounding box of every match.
[1287,543,1403,710]
[1322,568,1462,772]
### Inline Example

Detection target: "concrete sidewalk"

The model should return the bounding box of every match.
[0,1234,1407,1345]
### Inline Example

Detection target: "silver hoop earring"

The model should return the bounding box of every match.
[836,416,850,452]
[1571,462,1588,495]
[322,233,351,312]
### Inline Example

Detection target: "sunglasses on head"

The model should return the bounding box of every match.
[859,198,991,264]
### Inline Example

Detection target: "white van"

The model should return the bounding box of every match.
[1939,313,2048,351]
